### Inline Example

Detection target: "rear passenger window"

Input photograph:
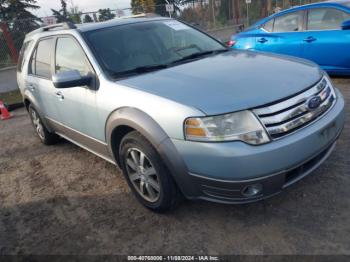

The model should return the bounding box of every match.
[30,38,54,78]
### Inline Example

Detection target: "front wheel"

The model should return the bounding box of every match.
[119,131,182,212]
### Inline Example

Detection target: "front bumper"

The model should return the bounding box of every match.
[159,89,345,204]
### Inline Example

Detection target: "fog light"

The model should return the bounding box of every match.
[242,184,263,197]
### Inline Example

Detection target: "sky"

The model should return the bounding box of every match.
[33,0,131,17]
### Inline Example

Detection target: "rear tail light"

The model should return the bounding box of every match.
[226,40,236,47]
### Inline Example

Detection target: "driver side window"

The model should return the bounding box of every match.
[55,37,91,76]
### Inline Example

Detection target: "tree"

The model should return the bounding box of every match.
[131,0,155,14]
[98,8,115,22]
[0,0,40,56]
[69,5,82,23]
[0,0,39,21]
[52,0,71,22]
[154,0,196,17]
[83,14,93,23]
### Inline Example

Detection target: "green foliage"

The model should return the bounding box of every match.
[51,0,71,22]
[69,6,82,24]
[131,0,156,14]
[52,0,84,24]
[0,0,39,21]
[0,90,22,105]
[0,0,40,66]
[98,9,116,22]
[83,14,93,23]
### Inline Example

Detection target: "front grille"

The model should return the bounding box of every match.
[253,77,336,139]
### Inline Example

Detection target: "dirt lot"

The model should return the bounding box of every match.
[0,78,349,255]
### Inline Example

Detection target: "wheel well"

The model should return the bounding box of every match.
[110,125,135,166]
[24,98,31,111]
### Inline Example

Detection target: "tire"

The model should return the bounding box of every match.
[28,105,59,145]
[119,131,182,212]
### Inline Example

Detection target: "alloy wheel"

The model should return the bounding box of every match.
[125,148,161,202]
[31,110,45,140]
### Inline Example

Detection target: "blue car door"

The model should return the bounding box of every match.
[254,11,304,57]
[301,7,350,72]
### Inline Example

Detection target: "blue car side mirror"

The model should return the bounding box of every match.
[341,19,350,30]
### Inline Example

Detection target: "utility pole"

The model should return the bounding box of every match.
[210,0,216,28]
[246,0,251,26]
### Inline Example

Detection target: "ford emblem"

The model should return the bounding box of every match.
[307,96,322,110]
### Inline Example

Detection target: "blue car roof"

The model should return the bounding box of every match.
[253,0,350,27]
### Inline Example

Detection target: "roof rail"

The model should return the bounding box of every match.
[42,22,76,31]
[25,22,76,38]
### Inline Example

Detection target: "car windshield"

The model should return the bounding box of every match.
[84,20,227,79]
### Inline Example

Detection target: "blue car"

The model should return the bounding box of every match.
[230,0,350,75]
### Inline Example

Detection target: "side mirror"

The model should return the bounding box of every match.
[52,70,92,89]
[341,19,350,30]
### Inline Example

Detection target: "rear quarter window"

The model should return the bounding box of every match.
[17,40,33,72]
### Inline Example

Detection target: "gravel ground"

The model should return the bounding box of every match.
[0,78,349,255]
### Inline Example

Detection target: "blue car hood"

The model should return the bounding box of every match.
[119,50,322,115]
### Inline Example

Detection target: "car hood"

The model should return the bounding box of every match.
[119,50,322,115]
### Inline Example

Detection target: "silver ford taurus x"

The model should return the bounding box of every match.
[17,18,345,212]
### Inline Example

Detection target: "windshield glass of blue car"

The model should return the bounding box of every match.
[84,20,228,79]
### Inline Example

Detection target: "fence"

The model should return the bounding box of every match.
[0,0,327,70]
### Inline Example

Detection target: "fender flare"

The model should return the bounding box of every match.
[105,107,193,196]
[105,107,169,164]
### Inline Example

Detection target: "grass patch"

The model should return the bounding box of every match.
[0,89,22,105]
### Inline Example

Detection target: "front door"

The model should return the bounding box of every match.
[52,36,100,140]
[301,7,350,71]
[255,11,304,57]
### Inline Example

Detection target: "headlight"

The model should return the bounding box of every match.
[323,74,337,99]
[184,110,270,145]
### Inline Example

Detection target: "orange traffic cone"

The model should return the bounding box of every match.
[0,100,11,120]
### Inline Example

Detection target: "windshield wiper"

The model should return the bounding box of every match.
[111,49,228,78]
[111,64,168,78]
[170,49,229,65]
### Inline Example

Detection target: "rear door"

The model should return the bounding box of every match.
[26,37,61,121]
[301,7,350,70]
[255,11,304,57]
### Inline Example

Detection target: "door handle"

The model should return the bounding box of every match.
[258,37,268,43]
[303,36,316,43]
[55,91,64,100]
